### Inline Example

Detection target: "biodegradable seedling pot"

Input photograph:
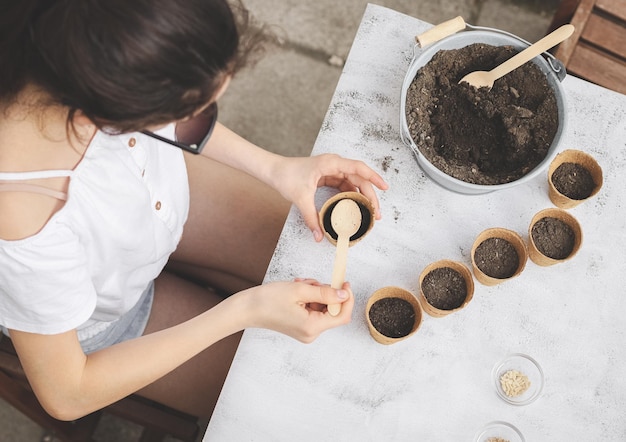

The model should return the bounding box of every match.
[471,228,528,286]
[366,287,422,345]
[319,192,375,246]
[548,149,603,208]
[418,260,475,317]
[528,208,582,266]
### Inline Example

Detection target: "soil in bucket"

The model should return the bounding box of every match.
[368,298,416,339]
[530,216,575,259]
[405,43,558,185]
[421,267,467,310]
[474,237,520,279]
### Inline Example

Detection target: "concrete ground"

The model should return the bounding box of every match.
[1,0,561,440]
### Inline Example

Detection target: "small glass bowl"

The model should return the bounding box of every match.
[474,421,525,442]
[493,353,544,405]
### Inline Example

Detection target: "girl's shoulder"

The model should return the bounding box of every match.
[0,150,75,242]
[0,180,69,241]
[0,114,91,241]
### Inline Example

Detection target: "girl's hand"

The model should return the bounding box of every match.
[269,154,389,242]
[239,279,355,343]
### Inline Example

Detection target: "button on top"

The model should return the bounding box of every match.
[128,137,136,148]
[155,201,162,210]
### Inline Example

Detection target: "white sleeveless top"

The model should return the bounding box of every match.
[0,125,189,338]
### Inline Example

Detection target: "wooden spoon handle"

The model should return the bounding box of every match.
[490,24,574,80]
[328,233,350,316]
[416,16,466,47]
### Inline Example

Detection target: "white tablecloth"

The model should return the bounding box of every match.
[205,4,626,441]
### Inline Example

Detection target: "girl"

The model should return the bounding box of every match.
[0,0,388,419]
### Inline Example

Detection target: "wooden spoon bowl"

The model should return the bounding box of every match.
[460,24,574,90]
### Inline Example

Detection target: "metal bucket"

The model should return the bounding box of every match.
[400,28,567,195]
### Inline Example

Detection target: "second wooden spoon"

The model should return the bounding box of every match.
[328,199,362,316]
[459,24,574,90]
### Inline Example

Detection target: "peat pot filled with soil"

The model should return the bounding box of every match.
[548,149,603,209]
[319,191,375,246]
[366,287,422,345]
[400,30,566,194]
[418,260,475,317]
[528,208,582,266]
[472,228,528,286]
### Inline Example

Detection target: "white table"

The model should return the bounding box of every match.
[205,5,626,441]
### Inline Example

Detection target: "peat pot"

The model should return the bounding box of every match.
[366,287,422,345]
[418,260,474,317]
[471,228,528,286]
[319,192,375,246]
[528,208,582,266]
[548,149,603,208]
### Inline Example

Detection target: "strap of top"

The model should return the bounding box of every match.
[0,170,73,201]
[0,183,67,201]
[0,169,73,180]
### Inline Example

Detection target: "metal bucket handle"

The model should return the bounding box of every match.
[412,18,567,81]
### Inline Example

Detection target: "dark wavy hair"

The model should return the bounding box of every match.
[0,0,266,133]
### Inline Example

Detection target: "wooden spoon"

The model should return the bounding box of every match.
[328,199,362,316]
[459,24,574,90]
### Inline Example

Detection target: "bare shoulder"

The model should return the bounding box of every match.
[0,153,72,242]
[0,106,88,241]
[0,133,70,241]
[0,191,65,241]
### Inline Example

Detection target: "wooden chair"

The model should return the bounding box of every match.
[548,0,626,94]
[0,334,202,442]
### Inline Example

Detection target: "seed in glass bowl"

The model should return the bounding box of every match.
[500,370,530,397]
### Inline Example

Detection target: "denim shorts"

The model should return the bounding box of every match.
[80,281,154,354]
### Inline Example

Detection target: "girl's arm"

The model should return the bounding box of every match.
[9,281,353,421]
[200,122,284,185]
[201,123,389,241]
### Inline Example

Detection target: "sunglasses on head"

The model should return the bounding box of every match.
[141,102,218,154]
